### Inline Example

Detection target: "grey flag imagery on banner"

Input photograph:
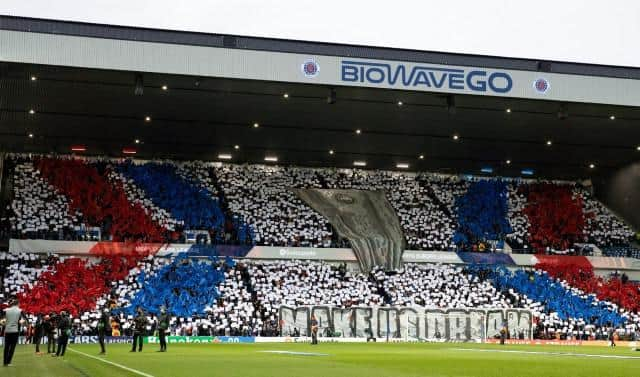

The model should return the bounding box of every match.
[292,189,405,272]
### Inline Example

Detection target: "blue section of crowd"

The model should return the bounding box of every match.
[123,254,229,317]
[470,265,624,327]
[453,180,512,250]
[117,162,225,231]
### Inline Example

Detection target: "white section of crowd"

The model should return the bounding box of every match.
[9,162,81,236]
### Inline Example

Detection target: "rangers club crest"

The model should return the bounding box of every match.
[301,58,320,78]
[533,78,550,93]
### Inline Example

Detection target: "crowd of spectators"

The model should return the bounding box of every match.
[1,155,637,256]
[3,249,640,341]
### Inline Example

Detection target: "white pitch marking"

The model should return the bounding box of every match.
[67,348,156,377]
[451,348,640,360]
[259,350,329,356]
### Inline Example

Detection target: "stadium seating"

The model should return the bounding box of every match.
[9,161,82,240]
[602,246,640,259]
[4,249,640,340]
[537,262,640,313]
[214,165,332,248]
[116,161,225,233]
[372,263,515,308]
[452,180,512,251]
[34,157,167,242]
[2,155,637,254]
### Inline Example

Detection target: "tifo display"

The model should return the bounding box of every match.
[1,155,636,256]
[2,252,640,343]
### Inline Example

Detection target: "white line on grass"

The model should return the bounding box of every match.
[67,348,156,377]
[259,350,330,356]
[451,348,640,360]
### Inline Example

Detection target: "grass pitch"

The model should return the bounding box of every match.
[2,342,639,377]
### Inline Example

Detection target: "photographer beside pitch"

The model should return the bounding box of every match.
[158,306,169,352]
[310,314,319,345]
[98,308,111,355]
[131,307,148,352]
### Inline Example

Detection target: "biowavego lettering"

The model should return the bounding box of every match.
[341,60,513,94]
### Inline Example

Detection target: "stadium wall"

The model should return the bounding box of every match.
[594,163,640,231]
[9,239,640,276]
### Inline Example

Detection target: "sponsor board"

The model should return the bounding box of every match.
[144,336,255,344]
[246,246,356,261]
[255,337,369,343]
[71,336,132,344]
[402,250,462,264]
[485,339,639,347]
[11,239,640,272]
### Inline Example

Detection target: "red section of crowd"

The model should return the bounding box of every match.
[538,262,640,314]
[18,253,147,316]
[36,158,165,242]
[523,183,587,252]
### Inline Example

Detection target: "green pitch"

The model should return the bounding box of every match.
[2,342,639,377]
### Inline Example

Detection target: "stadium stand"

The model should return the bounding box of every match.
[2,155,637,255]
[3,249,640,341]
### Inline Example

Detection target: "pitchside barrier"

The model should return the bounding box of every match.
[1,336,638,348]
[279,306,533,342]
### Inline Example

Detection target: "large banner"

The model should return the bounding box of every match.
[294,189,405,272]
[279,306,532,342]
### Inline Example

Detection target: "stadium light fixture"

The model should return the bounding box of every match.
[396,163,409,169]
[264,156,278,162]
[144,116,152,122]
[506,159,511,165]
[609,115,615,120]
[28,133,34,138]
[253,122,260,128]
[28,109,35,115]
[419,155,424,160]
[161,85,168,91]
[589,163,596,169]
[71,145,87,152]
[234,145,240,150]
[123,148,137,155]
[506,108,512,113]
[397,101,403,106]
[283,93,289,99]
[353,161,366,167]
[637,146,640,151]
[329,150,334,155]
[30,75,37,81]
[546,140,552,146]
[521,169,534,176]
[355,129,361,134]
[452,134,460,141]
[218,154,232,160]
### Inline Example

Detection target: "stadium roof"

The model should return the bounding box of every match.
[1,15,639,179]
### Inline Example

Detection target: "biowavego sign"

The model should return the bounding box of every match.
[340,60,513,94]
